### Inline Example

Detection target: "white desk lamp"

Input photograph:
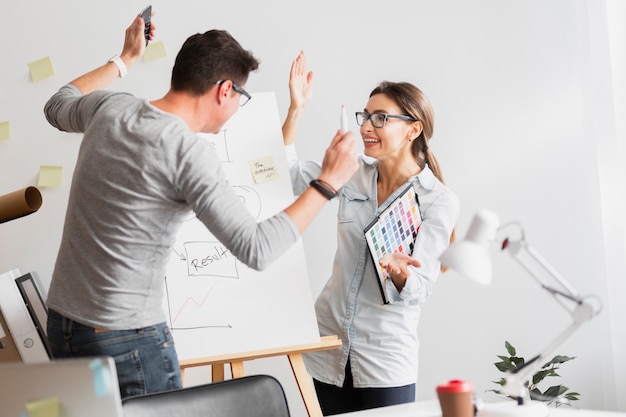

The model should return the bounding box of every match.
[439,209,602,417]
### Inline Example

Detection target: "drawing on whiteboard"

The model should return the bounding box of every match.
[171,241,238,278]
[233,185,262,219]
[171,184,262,280]
[165,278,232,331]
[203,129,233,162]
[161,92,320,361]
[164,185,263,331]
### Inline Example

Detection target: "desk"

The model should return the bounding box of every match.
[336,400,626,417]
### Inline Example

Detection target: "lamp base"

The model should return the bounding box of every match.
[478,401,549,417]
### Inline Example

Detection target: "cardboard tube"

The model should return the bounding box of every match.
[0,187,43,224]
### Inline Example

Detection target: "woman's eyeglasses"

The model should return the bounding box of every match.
[355,111,416,128]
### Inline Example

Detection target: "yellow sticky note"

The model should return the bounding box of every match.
[26,397,61,417]
[249,156,279,184]
[144,40,167,62]
[28,56,55,82]
[38,165,63,187]
[0,121,9,141]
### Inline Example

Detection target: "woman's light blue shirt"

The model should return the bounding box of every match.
[285,144,460,388]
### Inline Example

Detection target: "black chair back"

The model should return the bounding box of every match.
[122,375,291,417]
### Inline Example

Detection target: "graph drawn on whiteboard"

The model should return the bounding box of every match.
[163,92,319,361]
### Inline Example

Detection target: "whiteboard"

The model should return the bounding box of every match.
[163,92,320,361]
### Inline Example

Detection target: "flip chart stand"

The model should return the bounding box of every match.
[179,335,341,417]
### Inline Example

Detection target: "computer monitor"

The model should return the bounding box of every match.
[15,271,52,357]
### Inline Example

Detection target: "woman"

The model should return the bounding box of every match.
[282,51,460,415]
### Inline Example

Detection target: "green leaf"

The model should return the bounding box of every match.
[565,392,580,401]
[505,341,516,356]
[529,388,544,402]
[495,362,514,373]
[543,385,568,398]
[532,369,550,385]
[494,356,515,371]
[492,378,507,387]
[543,355,576,367]
[511,356,525,368]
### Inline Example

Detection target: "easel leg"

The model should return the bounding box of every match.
[230,361,245,378]
[288,352,323,417]
[212,363,225,382]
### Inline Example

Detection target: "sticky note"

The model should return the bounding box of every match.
[0,121,9,141]
[89,358,114,397]
[249,156,279,184]
[26,397,61,417]
[38,165,63,187]
[144,40,167,62]
[28,56,55,82]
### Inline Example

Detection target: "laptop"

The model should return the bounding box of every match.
[0,356,123,417]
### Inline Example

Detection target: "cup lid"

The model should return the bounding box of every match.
[436,379,474,393]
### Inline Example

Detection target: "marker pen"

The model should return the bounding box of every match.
[341,105,349,132]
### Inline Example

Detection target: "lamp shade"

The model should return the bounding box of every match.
[439,209,500,286]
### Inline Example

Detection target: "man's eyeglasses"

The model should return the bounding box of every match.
[355,111,416,128]
[216,80,252,107]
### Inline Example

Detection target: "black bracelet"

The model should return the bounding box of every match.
[310,179,337,200]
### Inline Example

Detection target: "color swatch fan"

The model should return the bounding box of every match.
[364,184,422,303]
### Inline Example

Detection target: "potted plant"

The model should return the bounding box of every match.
[490,341,580,407]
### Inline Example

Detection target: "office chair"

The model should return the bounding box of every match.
[122,374,291,417]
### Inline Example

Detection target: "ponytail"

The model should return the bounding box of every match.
[423,148,456,272]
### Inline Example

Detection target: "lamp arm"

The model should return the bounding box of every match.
[512,239,580,296]
[502,303,594,403]
[502,239,585,313]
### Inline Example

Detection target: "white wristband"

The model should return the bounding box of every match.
[108,55,127,78]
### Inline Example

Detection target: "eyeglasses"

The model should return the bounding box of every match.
[216,80,252,106]
[355,111,416,128]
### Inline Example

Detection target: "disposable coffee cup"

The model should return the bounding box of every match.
[436,379,474,417]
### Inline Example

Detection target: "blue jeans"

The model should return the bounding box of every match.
[47,309,182,399]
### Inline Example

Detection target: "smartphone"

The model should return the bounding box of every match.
[140,5,152,46]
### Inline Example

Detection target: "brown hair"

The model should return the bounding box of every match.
[171,30,259,96]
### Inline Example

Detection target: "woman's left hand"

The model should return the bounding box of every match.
[379,253,421,290]
[288,50,314,110]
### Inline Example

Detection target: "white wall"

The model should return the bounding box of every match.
[598,0,626,411]
[1,1,623,416]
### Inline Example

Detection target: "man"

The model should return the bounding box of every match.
[44,13,357,398]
